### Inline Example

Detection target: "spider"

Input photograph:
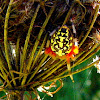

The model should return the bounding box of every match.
[45,22,79,82]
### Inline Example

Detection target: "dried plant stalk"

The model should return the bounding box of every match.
[0,0,100,99]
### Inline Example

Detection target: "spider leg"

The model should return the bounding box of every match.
[45,47,56,58]
[46,40,50,48]
[66,55,74,82]
[67,62,74,82]
[49,26,60,36]
[70,18,79,49]
[70,18,76,37]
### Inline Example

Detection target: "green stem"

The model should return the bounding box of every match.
[21,3,56,86]
[29,34,47,71]
[27,55,48,83]
[15,36,20,71]
[35,59,63,80]
[0,59,12,87]
[26,3,56,72]
[20,4,40,73]
[73,43,99,68]
[41,60,66,80]
[60,59,99,79]
[4,0,16,86]
[42,59,100,86]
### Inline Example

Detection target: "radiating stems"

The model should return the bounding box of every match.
[27,55,48,83]
[73,43,99,68]
[75,51,85,60]
[4,0,16,86]
[0,47,7,68]
[78,49,99,65]
[21,34,47,85]
[30,34,47,71]
[26,3,56,72]
[35,49,87,85]
[79,44,100,64]
[21,3,56,85]
[41,59,100,86]
[0,60,11,87]
[60,59,100,79]
[40,57,52,70]
[0,72,5,80]
[35,60,65,80]
[23,56,100,89]
[41,60,66,80]
[79,5,99,48]
[0,48,9,74]
[20,4,40,73]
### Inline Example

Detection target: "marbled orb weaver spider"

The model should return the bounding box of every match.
[45,24,79,82]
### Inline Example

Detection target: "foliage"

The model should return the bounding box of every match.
[0,0,100,99]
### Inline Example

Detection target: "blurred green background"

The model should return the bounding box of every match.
[36,50,100,100]
[0,55,100,100]
[37,68,100,100]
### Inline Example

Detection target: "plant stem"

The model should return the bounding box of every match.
[4,0,16,86]
[41,59,100,86]
[21,3,56,86]
[20,4,40,73]
[79,5,99,48]
[30,34,47,71]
